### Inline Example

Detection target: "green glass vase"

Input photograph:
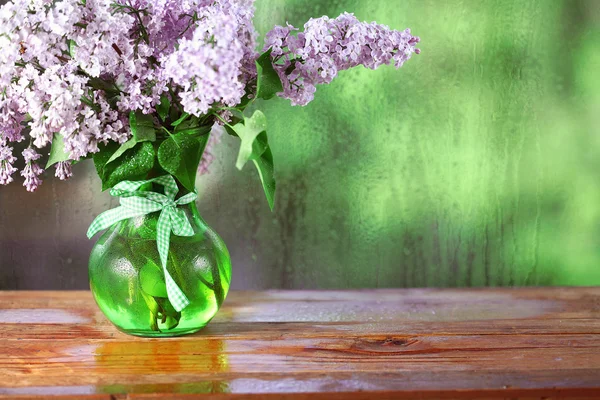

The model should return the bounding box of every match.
[88,201,231,337]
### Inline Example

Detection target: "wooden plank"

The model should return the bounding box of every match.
[0,397,112,400]
[0,288,599,399]
[128,390,598,400]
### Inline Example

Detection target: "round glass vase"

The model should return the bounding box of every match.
[88,201,231,337]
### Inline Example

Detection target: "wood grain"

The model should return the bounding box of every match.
[0,288,599,399]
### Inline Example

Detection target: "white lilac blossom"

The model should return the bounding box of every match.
[264,13,420,106]
[0,0,419,192]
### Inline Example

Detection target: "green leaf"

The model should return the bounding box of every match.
[140,261,167,298]
[230,110,268,170]
[68,39,77,58]
[139,291,160,332]
[252,135,276,211]
[157,132,209,192]
[105,137,137,165]
[93,142,119,177]
[156,95,170,122]
[255,48,283,100]
[155,297,181,330]
[46,133,70,168]
[224,125,237,137]
[173,116,197,133]
[230,110,276,210]
[171,112,190,127]
[156,297,181,319]
[174,121,212,137]
[165,315,180,330]
[129,111,156,142]
[93,141,155,191]
[175,126,212,136]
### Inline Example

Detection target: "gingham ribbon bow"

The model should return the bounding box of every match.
[87,175,197,311]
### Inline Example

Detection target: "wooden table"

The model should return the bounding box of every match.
[0,288,599,399]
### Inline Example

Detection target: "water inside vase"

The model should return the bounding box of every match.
[88,203,232,337]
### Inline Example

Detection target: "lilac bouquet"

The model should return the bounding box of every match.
[0,0,420,205]
[0,0,421,336]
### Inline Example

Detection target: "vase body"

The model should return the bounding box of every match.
[88,201,231,337]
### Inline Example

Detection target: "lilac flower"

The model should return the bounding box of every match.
[0,142,18,185]
[161,0,257,116]
[55,161,73,181]
[0,99,25,144]
[21,148,44,192]
[265,12,420,106]
[0,0,419,190]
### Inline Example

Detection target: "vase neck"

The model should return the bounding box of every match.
[178,197,206,225]
[142,173,202,219]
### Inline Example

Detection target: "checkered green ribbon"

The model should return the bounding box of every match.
[87,175,197,311]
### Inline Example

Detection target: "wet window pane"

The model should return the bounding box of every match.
[1,0,599,289]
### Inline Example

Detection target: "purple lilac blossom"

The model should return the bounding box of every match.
[55,161,73,181]
[0,0,258,189]
[0,0,418,192]
[161,0,257,117]
[21,148,44,192]
[264,12,420,106]
[0,141,18,185]
[0,0,135,189]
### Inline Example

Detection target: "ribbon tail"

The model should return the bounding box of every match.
[157,210,190,312]
[164,271,190,312]
[87,206,148,238]
[170,208,195,237]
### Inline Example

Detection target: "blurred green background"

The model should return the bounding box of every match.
[1,0,599,289]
